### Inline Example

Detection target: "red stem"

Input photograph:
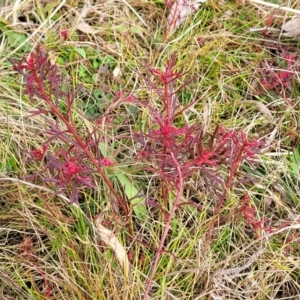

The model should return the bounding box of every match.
[34,70,130,222]
[143,150,183,300]
[143,73,183,298]
[206,146,245,241]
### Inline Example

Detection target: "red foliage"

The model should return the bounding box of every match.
[61,29,68,40]
[117,55,264,298]
[238,194,270,239]
[10,45,127,211]
[258,48,298,97]
[11,46,265,298]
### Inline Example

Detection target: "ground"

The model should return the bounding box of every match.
[1,0,300,299]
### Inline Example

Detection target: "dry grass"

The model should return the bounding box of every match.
[1,0,300,299]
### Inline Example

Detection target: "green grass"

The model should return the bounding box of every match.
[1,0,300,299]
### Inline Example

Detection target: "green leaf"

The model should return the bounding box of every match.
[98,142,147,222]
[130,26,143,34]
[92,59,100,69]
[92,73,97,83]
[78,66,87,78]
[0,20,32,52]
[56,56,65,65]
[40,1,60,19]
[74,48,86,59]
[115,172,147,221]
[290,146,300,179]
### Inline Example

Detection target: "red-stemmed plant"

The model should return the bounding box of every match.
[113,56,264,298]
[10,45,129,217]
[11,46,264,299]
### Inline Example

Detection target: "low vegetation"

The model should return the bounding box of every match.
[1,0,300,299]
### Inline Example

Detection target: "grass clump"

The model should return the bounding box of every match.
[1,0,300,299]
